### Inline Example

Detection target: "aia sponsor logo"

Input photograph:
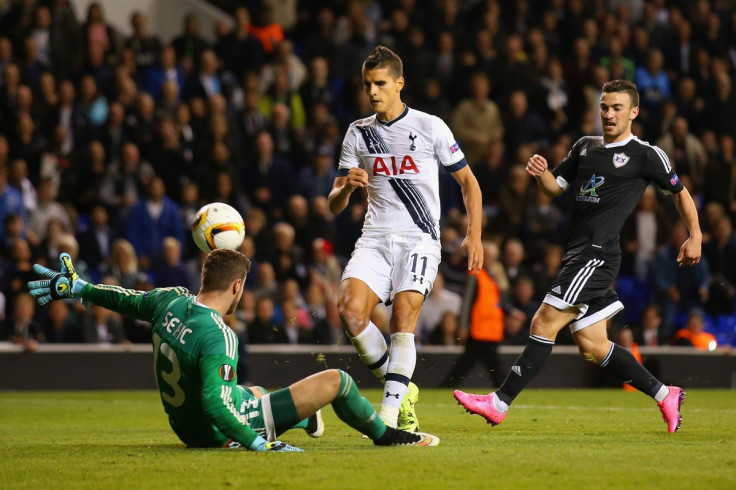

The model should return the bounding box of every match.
[372,155,419,176]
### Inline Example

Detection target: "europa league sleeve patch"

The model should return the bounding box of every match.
[218,364,236,382]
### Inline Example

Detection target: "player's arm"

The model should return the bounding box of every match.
[27,253,166,322]
[526,154,564,197]
[451,165,484,273]
[328,168,368,215]
[671,187,702,267]
[328,125,366,215]
[198,354,263,449]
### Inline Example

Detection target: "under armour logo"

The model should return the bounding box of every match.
[409,132,417,151]
[385,391,401,399]
[412,275,423,283]
[511,365,522,376]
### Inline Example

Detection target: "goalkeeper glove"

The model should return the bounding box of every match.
[27,253,88,305]
[249,435,303,452]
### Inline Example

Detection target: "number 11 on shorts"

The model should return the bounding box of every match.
[410,253,427,284]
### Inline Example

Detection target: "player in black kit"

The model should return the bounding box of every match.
[455,80,701,433]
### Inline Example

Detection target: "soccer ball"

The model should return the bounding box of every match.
[191,202,245,253]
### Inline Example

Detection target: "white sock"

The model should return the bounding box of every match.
[491,392,509,413]
[379,332,416,427]
[653,385,669,403]
[349,321,388,380]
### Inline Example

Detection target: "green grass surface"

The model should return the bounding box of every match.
[1,389,735,489]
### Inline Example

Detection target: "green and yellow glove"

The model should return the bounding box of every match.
[27,253,88,305]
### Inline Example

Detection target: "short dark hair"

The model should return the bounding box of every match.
[362,45,403,79]
[602,79,639,108]
[201,249,251,292]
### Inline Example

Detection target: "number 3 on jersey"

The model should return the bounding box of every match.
[410,253,428,284]
[153,332,185,407]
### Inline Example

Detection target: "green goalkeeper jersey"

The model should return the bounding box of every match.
[81,283,258,448]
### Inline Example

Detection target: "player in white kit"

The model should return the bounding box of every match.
[328,46,483,431]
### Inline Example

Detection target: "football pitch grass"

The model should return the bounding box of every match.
[1,389,735,489]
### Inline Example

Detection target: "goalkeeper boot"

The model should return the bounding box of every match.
[657,386,685,433]
[305,409,324,438]
[373,426,439,447]
[397,382,419,432]
[454,390,507,426]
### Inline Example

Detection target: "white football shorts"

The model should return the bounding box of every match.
[341,234,441,304]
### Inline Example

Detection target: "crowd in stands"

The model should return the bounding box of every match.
[1,0,735,354]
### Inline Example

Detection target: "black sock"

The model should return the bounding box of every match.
[600,343,662,398]
[497,335,554,405]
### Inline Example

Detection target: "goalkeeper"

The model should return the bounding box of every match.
[28,249,439,451]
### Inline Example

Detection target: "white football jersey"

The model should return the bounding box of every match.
[338,106,467,240]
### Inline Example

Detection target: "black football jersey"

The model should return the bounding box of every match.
[552,135,683,259]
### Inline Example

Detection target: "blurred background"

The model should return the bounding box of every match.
[0,1,734,383]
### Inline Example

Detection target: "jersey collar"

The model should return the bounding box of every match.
[603,134,634,148]
[377,104,409,127]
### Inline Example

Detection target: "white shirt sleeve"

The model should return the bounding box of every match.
[338,125,361,172]
[432,116,466,166]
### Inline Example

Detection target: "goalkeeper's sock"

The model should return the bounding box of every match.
[599,342,665,399]
[332,369,387,441]
[378,332,415,427]
[496,334,554,406]
[349,321,389,381]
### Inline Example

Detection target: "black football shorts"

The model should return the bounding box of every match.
[543,255,624,332]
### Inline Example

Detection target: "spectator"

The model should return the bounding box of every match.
[99,141,154,216]
[144,45,185,104]
[416,272,462,344]
[28,177,70,243]
[248,5,285,55]
[243,130,295,218]
[77,75,108,127]
[81,2,115,59]
[656,117,707,192]
[672,308,717,350]
[620,186,671,279]
[634,48,670,135]
[0,166,27,244]
[42,299,82,343]
[171,13,209,74]
[503,90,547,158]
[427,311,461,347]
[505,275,540,346]
[125,177,185,270]
[703,215,736,316]
[297,146,337,202]
[153,236,190,290]
[247,296,287,343]
[633,304,669,347]
[1,292,42,350]
[124,11,161,73]
[185,49,223,100]
[650,222,710,335]
[104,238,140,290]
[76,203,113,278]
[451,72,503,166]
[81,303,127,344]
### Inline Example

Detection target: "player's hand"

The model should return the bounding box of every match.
[345,167,369,191]
[462,235,483,274]
[27,253,88,305]
[266,441,303,452]
[677,235,702,268]
[526,154,548,177]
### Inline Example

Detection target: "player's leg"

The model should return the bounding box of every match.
[573,317,684,432]
[338,277,387,375]
[454,303,576,425]
[379,290,424,428]
[282,369,439,446]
